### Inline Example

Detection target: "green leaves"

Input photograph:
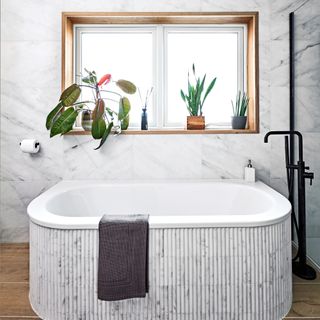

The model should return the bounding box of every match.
[50,107,79,137]
[94,122,113,150]
[232,91,249,116]
[116,80,136,94]
[91,118,106,139]
[201,77,217,109]
[46,102,63,130]
[45,69,136,150]
[121,115,129,130]
[81,69,97,85]
[118,97,131,121]
[46,83,81,133]
[180,64,217,116]
[92,99,105,120]
[60,84,81,106]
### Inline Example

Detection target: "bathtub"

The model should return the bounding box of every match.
[28,180,292,320]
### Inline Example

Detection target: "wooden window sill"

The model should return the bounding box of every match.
[66,128,259,135]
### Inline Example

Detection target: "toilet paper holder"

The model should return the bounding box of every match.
[19,141,40,147]
[19,139,41,154]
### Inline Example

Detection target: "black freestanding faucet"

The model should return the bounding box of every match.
[264,130,316,280]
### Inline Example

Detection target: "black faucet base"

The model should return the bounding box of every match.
[293,261,317,280]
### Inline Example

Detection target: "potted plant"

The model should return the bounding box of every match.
[138,86,153,130]
[45,69,136,150]
[180,64,217,130]
[231,91,249,129]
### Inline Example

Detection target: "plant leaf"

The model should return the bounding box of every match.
[118,97,131,120]
[92,99,105,120]
[121,115,129,130]
[60,84,81,106]
[50,107,78,137]
[202,77,217,108]
[116,80,137,94]
[180,89,186,102]
[46,102,63,130]
[91,118,106,139]
[94,122,113,150]
[82,69,97,85]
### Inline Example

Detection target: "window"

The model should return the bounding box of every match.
[62,13,259,133]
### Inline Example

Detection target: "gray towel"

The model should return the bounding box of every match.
[98,214,149,301]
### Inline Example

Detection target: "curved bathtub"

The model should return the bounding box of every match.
[28,180,292,320]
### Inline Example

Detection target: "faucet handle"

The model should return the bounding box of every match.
[304,171,314,186]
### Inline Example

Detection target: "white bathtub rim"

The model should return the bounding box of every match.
[27,179,291,229]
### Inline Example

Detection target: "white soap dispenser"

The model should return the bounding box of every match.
[244,159,256,182]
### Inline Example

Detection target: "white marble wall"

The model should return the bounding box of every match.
[0,0,319,261]
[293,0,320,265]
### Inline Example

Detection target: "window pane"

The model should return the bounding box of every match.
[79,30,154,127]
[166,31,239,127]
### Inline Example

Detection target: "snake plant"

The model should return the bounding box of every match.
[45,69,136,150]
[180,64,217,116]
[231,91,249,117]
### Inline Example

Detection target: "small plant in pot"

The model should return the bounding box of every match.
[231,91,249,129]
[180,64,217,130]
[45,69,136,150]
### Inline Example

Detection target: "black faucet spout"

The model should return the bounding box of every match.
[263,130,303,162]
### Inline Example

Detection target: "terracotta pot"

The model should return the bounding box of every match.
[187,116,205,130]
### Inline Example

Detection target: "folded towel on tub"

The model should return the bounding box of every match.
[98,214,149,301]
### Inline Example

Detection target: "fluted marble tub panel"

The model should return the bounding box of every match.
[29,216,291,320]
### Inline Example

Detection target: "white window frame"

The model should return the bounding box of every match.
[74,24,247,129]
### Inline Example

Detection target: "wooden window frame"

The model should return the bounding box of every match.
[62,12,259,135]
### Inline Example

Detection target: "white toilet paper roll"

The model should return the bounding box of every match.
[20,139,40,153]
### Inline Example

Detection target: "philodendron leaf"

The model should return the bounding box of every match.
[91,117,106,139]
[94,122,113,150]
[121,115,129,130]
[60,84,81,106]
[116,80,137,94]
[50,107,78,137]
[118,97,131,121]
[46,102,63,130]
[92,99,105,120]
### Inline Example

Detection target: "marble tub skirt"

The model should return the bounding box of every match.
[29,217,292,320]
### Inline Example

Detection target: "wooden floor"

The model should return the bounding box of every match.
[0,244,319,319]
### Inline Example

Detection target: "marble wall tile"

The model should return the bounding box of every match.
[133,135,202,179]
[295,86,320,132]
[294,0,320,41]
[270,0,308,40]
[1,0,63,41]
[61,0,134,12]
[270,86,290,130]
[306,238,320,266]
[131,0,202,11]
[1,41,60,89]
[270,40,290,87]
[0,82,63,181]
[295,40,320,88]
[201,134,270,182]
[62,134,134,180]
[0,180,58,242]
[303,133,320,238]
[293,0,320,257]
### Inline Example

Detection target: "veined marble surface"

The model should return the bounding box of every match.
[0,0,319,267]
[30,217,292,320]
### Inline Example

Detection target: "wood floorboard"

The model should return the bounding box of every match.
[0,243,319,318]
[0,283,37,317]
